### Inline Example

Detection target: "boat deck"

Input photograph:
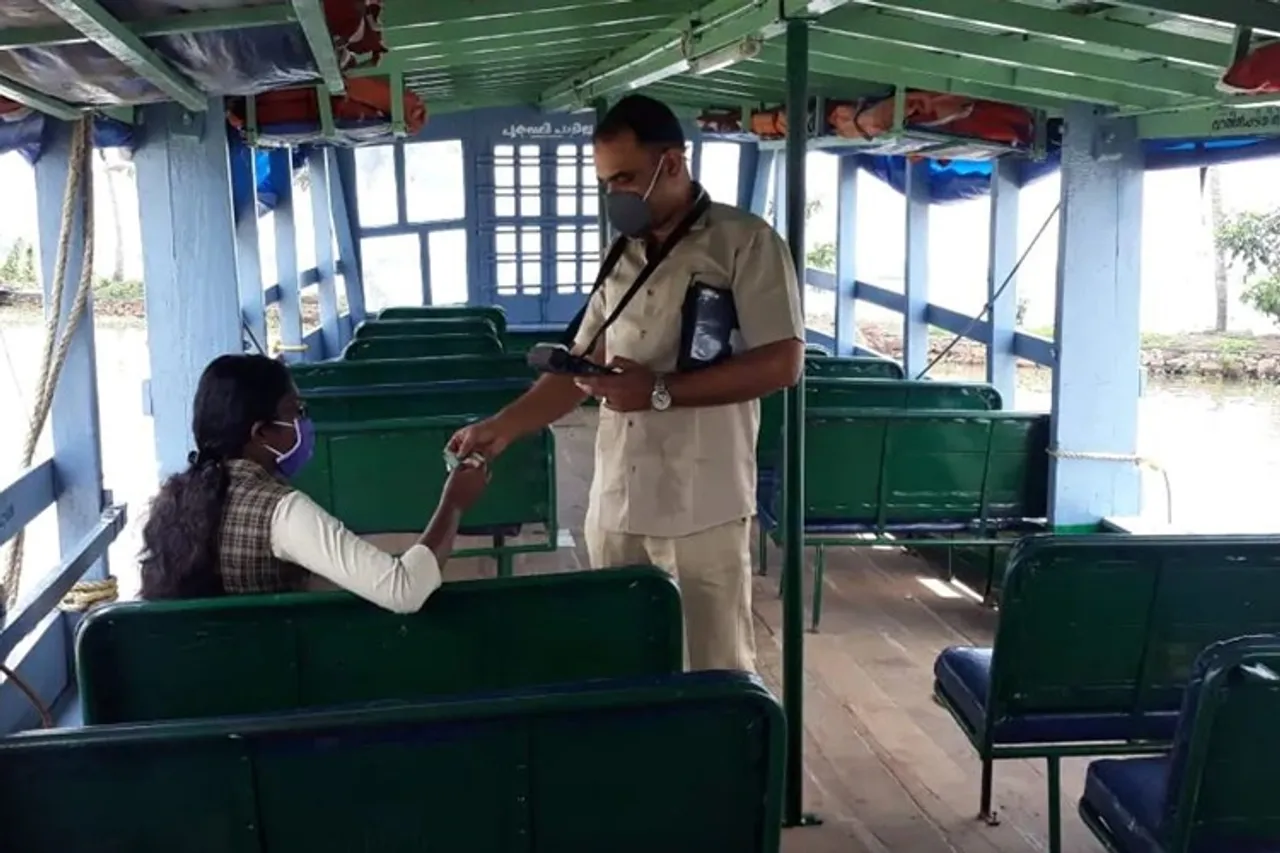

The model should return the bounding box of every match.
[514,410,1100,853]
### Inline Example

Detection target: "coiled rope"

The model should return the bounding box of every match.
[0,116,96,613]
[1046,448,1174,525]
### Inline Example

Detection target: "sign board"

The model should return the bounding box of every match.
[1139,105,1280,140]
[499,120,594,141]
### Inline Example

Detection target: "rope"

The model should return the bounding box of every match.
[0,664,54,729]
[915,201,1061,380]
[1047,448,1174,525]
[59,575,119,612]
[0,117,96,611]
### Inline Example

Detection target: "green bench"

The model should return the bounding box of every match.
[760,408,1049,627]
[354,316,502,341]
[504,327,551,355]
[802,355,904,379]
[758,377,1002,472]
[933,534,1280,853]
[0,672,784,853]
[1079,634,1280,853]
[377,304,508,336]
[292,353,535,393]
[303,380,530,422]
[76,566,682,724]
[291,414,555,577]
[342,332,504,361]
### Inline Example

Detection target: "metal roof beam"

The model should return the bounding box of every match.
[0,6,294,51]
[1106,0,1280,34]
[382,0,692,49]
[34,0,207,110]
[809,30,1180,108]
[754,47,1072,111]
[819,7,1221,98]
[853,0,1227,68]
[0,73,81,120]
[539,0,858,111]
[289,0,345,95]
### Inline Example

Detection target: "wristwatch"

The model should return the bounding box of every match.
[651,374,672,412]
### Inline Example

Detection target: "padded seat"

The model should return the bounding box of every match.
[933,646,1180,745]
[1081,757,1168,853]
[1081,757,1280,853]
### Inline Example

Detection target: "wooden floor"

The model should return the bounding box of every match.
[441,411,1102,853]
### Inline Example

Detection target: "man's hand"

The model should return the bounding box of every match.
[447,417,514,461]
[575,357,655,412]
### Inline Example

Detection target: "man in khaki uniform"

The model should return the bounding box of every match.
[448,95,805,673]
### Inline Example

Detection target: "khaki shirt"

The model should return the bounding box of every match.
[573,198,805,539]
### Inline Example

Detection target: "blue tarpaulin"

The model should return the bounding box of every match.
[228,133,307,216]
[0,0,317,107]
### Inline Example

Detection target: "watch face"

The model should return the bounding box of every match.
[652,388,672,411]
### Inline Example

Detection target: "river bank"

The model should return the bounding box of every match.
[851,322,1280,382]
[4,290,1280,382]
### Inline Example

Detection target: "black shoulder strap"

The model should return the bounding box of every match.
[561,191,712,352]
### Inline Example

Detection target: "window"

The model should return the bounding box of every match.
[492,144,547,297]
[353,145,397,228]
[360,234,421,312]
[405,140,466,223]
[428,229,469,305]
[553,144,599,295]
[700,142,741,207]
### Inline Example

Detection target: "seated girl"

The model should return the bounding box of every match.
[139,353,488,613]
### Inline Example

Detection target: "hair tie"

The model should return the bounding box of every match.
[188,448,221,468]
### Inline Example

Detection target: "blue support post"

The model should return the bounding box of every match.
[134,102,243,477]
[1049,105,1143,528]
[308,149,340,358]
[772,152,788,236]
[737,142,759,211]
[986,158,1019,402]
[33,119,108,578]
[232,146,266,353]
[329,148,367,327]
[269,148,305,361]
[903,158,930,377]
[750,149,773,217]
[833,155,858,356]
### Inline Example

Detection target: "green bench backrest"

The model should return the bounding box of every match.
[377,304,508,335]
[991,535,1280,718]
[291,414,553,533]
[304,379,531,422]
[355,316,501,340]
[293,353,534,391]
[0,673,784,853]
[503,328,552,355]
[759,378,1002,467]
[804,355,904,379]
[1172,637,1280,850]
[802,408,1049,524]
[75,567,682,725]
[759,357,910,466]
[342,332,504,360]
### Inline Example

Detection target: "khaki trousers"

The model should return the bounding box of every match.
[584,516,756,673]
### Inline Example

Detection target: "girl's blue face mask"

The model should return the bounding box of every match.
[268,417,315,479]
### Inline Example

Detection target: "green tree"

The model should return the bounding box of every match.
[1216,208,1280,326]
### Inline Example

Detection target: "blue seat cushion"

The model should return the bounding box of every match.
[933,646,1180,745]
[1081,757,1280,853]
[1081,757,1169,853]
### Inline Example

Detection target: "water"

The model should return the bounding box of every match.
[3,320,1279,601]
[931,363,1280,534]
